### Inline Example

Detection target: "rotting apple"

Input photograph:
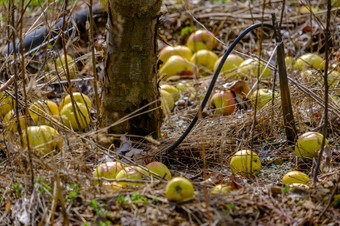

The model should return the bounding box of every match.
[295,132,329,158]
[115,166,143,187]
[186,30,217,53]
[0,91,15,118]
[293,53,325,71]
[93,161,124,185]
[60,102,90,131]
[146,161,172,180]
[160,84,180,101]
[159,55,194,81]
[282,171,310,185]
[165,177,194,203]
[190,49,218,71]
[59,92,92,111]
[230,149,261,176]
[237,58,272,79]
[159,45,192,64]
[209,90,237,115]
[210,184,232,195]
[23,125,62,155]
[29,100,59,126]
[213,54,244,76]
[250,89,278,109]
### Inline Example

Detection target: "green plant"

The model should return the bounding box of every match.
[34,177,51,194]
[67,184,80,202]
[180,26,193,37]
[90,200,109,216]
[283,186,290,194]
[13,183,23,197]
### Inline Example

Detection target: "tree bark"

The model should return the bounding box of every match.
[101,0,163,139]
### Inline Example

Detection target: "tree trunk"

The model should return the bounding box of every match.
[101,0,163,139]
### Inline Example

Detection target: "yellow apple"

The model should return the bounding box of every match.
[160,84,180,101]
[146,161,172,180]
[165,177,194,203]
[230,150,261,176]
[186,30,217,53]
[175,81,196,93]
[282,171,310,185]
[285,56,294,70]
[23,125,62,154]
[190,49,218,71]
[237,58,272,79]
[332,0,340,7]
[293,53,325,71]
[251,89,278,109]
[60,102,90,131]
[159,56,194,81]
[213,54,244,76]
[0,91,15,118]
[295,132,329,158]
[210,184,232,195]
[159,45,192,64]
[209,90,237,115]
[59,92,92,111]
[93,161,124,185]
[3,110,26,133]
[160,89,175,113]
[29,100,59,126]
[46,54,77,80]
[115,166,143,187]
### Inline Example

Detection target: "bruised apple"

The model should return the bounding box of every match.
[165,177,194,203]
[29,100,59,126]
[190,50,218,71]
[230,150,261,176]
[282,171,310,185]
[60,102,90,131]
[213,54,244,76]
[209,90,237,115]
[293,53,325,71]
[159,45,192,64]
[23,125,62,154]
[59,92,92,111]
[159,56,194,81]
[146,161,172,180]
[186,30,217,53]
[295,132,329,158]
[93,161,124,185]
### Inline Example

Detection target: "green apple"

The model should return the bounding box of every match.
[295,132,329,158]
[160,84,180,101]
[237,58,272,79]
[60,102,90,131]
[282,171,310,185]
[115,166,143,187]
[146,161,172,180]
[251,89,278,109]
[59,92,92,111]
[93,161,124,185]
[3,110,26,133]
[190,49,218,71]
[285,56,294,70]
[186,30,217,53]
[23,125,62,155]
[29,100,59,126]
[293,53,325,71]
[160,90,175,113]
[165,177,194,203]
[209,90,237,115]
[230,150,261,176]
[159,56,194,81]
[45,54,78,80]
[213,54,244,76]
[175,81,196,93]
[159,45,192,64]
[0,91,15,118]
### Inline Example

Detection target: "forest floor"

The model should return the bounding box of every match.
[0,0,340,225]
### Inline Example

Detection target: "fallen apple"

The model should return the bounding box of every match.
[282,171,310,185]
[285,56,294,70]
[295,132,329,158]
[210,184,232,195]
[175,81,196,93]
[23,125,62,155]
[159,45,192,64]
[186,30,217,53]
[115,166,143,187]
[333,0,340,7]
[0,91,15,118]
[230,149,261,176]
[146,161,172,180]
[60,102,90,131]
[45,54,77,80]
[160,84,180,101]
[165,177,194,203]
[213,54,244,76]
[29,100,59,126]
[190,49,218,71]
[209,90,237,115]
[293,53,325,71]
[3,110,26,133]
[237,58,272,79]
[102,182,123,192]
[59,92,92,111]
[93,161,124,185]
[159,55,194,81]
[160,89,175,113]
[251,89,278,109]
